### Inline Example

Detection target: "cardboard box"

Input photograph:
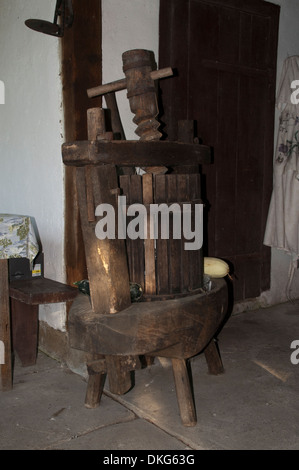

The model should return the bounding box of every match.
[8,252,44,281]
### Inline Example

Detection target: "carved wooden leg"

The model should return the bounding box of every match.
[204,338,224,375]
[85,358,107,408]
[172,358,197,427]
[105,355,133,395]
[85,372,106,409]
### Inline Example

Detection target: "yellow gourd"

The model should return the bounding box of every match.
[204,257,229,278]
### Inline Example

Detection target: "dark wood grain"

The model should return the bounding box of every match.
[0,260,12,391]
[62,140,211,167]
[69,279,228,359]
[159,0,279,300]
[61,0,102,291]
[9,278,78,305]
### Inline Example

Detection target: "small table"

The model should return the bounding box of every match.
[0,214,39,391]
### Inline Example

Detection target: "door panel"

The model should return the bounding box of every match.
[159,0,280,301]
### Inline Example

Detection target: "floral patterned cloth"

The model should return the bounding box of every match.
[0,214,39,264]
[275,113,299,176]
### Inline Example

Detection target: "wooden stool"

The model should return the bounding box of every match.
[9,277,77,367]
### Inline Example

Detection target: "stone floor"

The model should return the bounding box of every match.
[1,299,299,451]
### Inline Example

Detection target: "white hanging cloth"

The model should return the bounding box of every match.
[264,56,299,299]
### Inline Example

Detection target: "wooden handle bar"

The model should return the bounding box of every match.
[87,67,173,98]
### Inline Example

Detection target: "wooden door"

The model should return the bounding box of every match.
[159,0,280,302]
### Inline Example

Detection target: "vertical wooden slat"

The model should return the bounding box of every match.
[155,175,169,295]
[76,108,131,315]
[177,174,189,292]
[129,175,145,290]
[119,174,132,280]
[176,120,204,293]
[154,173,204,296]
[86,108,105,223]
[186,174,203,291]
[142,174,156,295]
[104,92,135,176]
[0,259,12,391]
[104,92,126,140]
[120,175,146,290]
[167,175,181,294]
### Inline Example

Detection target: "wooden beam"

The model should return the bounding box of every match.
[61,0,102,289]
[62,141,211,167]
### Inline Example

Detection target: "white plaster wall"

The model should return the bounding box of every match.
[102,0,160,140]
[0,0,66,329]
